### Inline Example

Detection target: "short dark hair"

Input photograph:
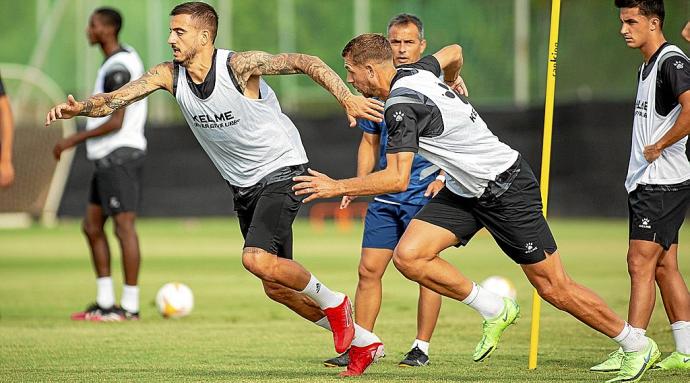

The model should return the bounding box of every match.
[387,13,424,39]
[342,33,393,66]
[170,2,219,42]
[94,7,122,36]
[615,0,665,28]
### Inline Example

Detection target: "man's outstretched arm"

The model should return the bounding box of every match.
[293,152,414,203]
[45,62,174,126]
[229,51,383,126]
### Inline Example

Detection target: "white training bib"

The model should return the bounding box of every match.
[174,49,308,187]
[85,46,147,160]
[625,44,690,192]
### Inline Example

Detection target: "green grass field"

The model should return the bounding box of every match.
[1,218,688,382]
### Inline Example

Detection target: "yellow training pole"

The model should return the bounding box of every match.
[528,0,561,370]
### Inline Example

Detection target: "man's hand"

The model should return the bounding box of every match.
[643,143,663,163]
[293,168,344,203]
[682,21,690,43]
[343,95,384,127]
[445,76,468,97]
[340,195,357,209]
[46,95,83,126]
[0,161,14,187]
[424,179,444,198]
[53,137,77,161]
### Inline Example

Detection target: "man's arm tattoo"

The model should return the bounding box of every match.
[78,62,172,117]
[229,52,351,104]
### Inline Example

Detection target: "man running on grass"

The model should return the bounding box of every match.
[294,33,662,382]
[45,2,384,374]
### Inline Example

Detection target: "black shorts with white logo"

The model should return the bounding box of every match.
[628,180,690,250]
[414,157,557,264]
[230,164,307,259]
[89,148,145,216]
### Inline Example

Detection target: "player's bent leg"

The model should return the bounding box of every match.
[355,248,393,331]
[523,251,660,381]
[522,251,625,337]
[393,219,473,301]
[262,280,324,322]
[627,240,664,329]
[242,247,354,353]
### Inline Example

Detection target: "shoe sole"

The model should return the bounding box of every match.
[323,361,346,368]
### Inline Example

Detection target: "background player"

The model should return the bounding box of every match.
[0,71,14,188]
[45,2,385,375]
[52,7,148,321]
[591,0,690,373]
[295,34,662,383]
[324,13,466,368]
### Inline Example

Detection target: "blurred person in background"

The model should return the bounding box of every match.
[0,72,14,188]
[52,7,148,322]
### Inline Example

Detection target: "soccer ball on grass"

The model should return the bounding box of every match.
[155,282,194,318]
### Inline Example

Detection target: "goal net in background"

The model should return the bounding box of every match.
[0,64,76,227]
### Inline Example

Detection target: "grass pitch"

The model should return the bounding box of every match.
[1,218,688,382]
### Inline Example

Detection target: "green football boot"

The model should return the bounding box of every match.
[653,351,690,370]
[606,339,660,383]
[590,348,624,372]
[473,297,520,362]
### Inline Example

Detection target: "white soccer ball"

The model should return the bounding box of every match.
[480,276,517,300]
[156,282,194,318]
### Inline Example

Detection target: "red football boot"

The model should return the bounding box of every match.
[70,303,123,322]
[323,296,354,353]
[339,342,385,377]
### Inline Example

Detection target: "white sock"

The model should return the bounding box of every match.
[671,321,690,354]
[411,339,430,355]
[461,282,505,319]
[300,274,344,309]
[315,316,332,331]
[351,324,381,347]
[96,277,115,309]
[120,285,139,313]
[614,323,649,352]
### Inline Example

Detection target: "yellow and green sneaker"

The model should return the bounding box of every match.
[653,351,690,370]
[590,348,624,372]
[606,339,660,383]
[472,297,520,362]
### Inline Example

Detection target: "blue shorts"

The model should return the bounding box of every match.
[362,201,425,250]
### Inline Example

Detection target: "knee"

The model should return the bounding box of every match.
[82,220,104,240]
[358,261,385,283]
[627,252,656,279]
[392,246,422,280]
[263,283,289,302]
[654,261,676,282]
[114,220,136,240]
[241,248,274,280]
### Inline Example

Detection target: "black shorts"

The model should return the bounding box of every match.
[89,148,145,216]
[628,181,690,250]
[230,165,307,259]
[414,158,557,264]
